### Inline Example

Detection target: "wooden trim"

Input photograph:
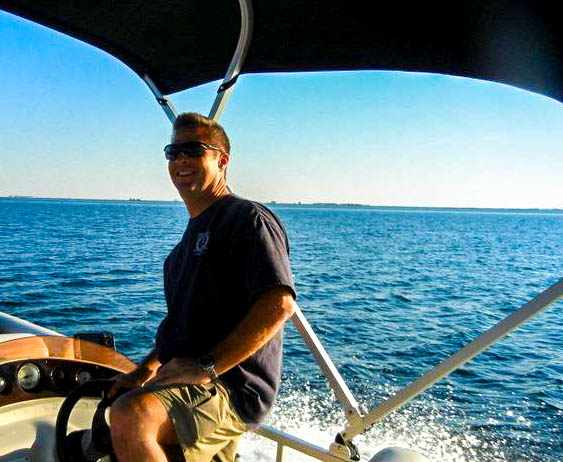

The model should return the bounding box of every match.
[0,336,136,372]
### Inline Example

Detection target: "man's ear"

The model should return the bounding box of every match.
[219,153,230,171]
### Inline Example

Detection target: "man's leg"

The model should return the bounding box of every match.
[110,389,179,462]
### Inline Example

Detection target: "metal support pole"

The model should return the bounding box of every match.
[256,425,349,462]
[208,0,253,121]
[292,306,364,425]
[143,0,252,124]
[340,279,563,441]
[143,74,178,124]
[275,442,286,462]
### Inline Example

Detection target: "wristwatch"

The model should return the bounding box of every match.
[197,354,219,380]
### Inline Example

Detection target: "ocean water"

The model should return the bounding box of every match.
[0,197,561,462]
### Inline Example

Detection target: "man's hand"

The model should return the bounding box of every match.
[107,365,156,398]
[145,357,212,387]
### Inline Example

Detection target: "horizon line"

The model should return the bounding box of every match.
[2,196,562,212]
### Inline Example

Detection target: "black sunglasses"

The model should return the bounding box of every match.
[163,141,224,161]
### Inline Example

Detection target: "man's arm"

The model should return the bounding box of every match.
[108,348,161,397]
[147,287,295,386]
[212,286,295,374]
[134,348,162,375]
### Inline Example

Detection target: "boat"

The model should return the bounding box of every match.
[1,1,562,461]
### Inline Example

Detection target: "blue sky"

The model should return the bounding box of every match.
[1,10,562,208]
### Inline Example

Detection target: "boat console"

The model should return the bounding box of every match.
[0,357,118,406]
[0,314,135,462]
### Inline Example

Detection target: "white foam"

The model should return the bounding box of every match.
[236,386,512,462]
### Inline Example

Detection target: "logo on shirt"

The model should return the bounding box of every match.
[194,232,210,256]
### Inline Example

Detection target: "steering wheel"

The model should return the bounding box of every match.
[55,379,124,462]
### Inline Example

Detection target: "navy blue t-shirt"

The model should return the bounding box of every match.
[155,194,296,424]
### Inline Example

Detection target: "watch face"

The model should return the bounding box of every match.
[198,354,215,369]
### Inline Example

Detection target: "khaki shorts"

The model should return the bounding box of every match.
[149,381,247,462]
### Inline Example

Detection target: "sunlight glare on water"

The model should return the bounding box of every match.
[237,382,527,462]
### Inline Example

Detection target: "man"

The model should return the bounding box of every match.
[108,113,297,461]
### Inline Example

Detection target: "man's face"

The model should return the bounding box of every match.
[168,126,229,198]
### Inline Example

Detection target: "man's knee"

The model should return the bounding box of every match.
[110,389,178,446]
[110,391,152,435]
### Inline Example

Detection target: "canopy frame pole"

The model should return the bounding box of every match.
[143,0,253,124]
[143,74,178,124]
[292,306,365,425]
[208,0,254,121]
[339,279,563,442]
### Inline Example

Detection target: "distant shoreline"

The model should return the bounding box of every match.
[264,202,563,212]
[1,196,561,212]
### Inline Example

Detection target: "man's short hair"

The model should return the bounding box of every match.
[173,112,231,155]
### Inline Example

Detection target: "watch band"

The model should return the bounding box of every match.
[198,354,219,380]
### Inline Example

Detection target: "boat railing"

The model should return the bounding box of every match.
[252,279,563,461]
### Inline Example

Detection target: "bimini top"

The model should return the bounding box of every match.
[1,0,562,102]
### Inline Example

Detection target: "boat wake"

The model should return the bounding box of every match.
[238,383,532,462]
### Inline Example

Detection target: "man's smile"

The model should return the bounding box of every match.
[176,169,197,177]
